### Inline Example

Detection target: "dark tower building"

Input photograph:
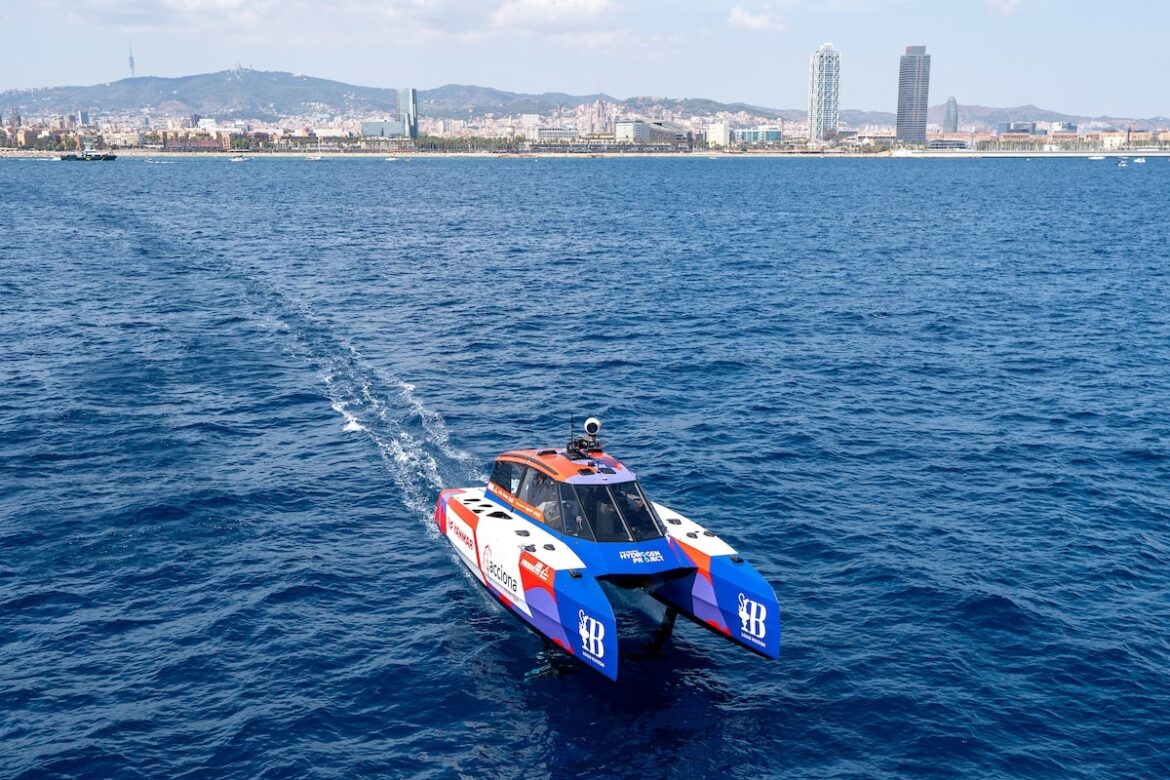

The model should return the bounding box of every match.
[397,88,418,139]
[943,97,959,133]
[896,46,931,144]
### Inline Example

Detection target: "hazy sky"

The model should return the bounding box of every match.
[2,0,1167,116]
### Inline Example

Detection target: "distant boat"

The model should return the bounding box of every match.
[1088,155,1105,161]
[1116,160,1128,168]
[59,150,116,161]
[1134,157,1147,164]
[229,154,248,163]
[305,138,323,161]
[384,156,403,161]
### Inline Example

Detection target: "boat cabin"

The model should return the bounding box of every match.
[487,448,666,544]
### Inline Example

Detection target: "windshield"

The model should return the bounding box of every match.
[561,481,664,543]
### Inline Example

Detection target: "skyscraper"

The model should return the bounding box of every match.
[896,46,931,144]
[807,43,841,142]
[943,97,959,133]
[397,88,418,139]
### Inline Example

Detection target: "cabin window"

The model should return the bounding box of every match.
[489,460,525,496]
[611,481,663,541]
[518,469,557,510]
[561,481,665,543]
[514,468,561,527]
[555,482,595,541]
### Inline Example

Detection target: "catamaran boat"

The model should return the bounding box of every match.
[434,418,781,680]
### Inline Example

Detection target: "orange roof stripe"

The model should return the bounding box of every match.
[497,448,626,481]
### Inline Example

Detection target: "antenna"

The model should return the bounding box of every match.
[128,42,135,79]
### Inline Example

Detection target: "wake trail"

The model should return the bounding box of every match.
[233,271,484,533]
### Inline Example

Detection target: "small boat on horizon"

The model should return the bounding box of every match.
[229,154,248,163]
[1088,155,1106,161]
[1134,157,1147,164]
[59,150,116,161]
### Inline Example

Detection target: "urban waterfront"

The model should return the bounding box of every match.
[2,158,1168,778]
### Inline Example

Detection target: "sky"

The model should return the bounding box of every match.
[2,0,1168,116]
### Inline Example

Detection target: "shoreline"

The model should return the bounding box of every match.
[3,148,1168,160]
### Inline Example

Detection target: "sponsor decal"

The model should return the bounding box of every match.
[451,522,474,552]
[482,546,518,595]
[737,593,768,647]
[578,610,606,665]
[618,549,665,564]
[520,557,552,583]
[486,482,543,521]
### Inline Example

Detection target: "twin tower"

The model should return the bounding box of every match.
[808,44,945,145]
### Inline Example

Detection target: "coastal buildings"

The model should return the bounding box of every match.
[808,43,841,142]
[896,46,931,144]
[615,118,689,148]
[708,121,730,148]
[360,87,418,140]
[735,126,783,144]
[943,97,959,133]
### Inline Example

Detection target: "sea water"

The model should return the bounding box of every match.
[1,157,1168,778]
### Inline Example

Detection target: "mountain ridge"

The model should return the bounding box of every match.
[0,69,1154,128]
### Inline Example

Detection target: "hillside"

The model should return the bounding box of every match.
[0,69,1152,128]
[3,70,402,122]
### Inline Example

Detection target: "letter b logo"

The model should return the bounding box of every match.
[738,593,767,639]
[578,610,605,658]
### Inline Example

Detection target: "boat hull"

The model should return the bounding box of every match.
[435,488,781,679]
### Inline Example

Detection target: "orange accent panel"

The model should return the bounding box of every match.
[672,537,713,583]
[498,449,629,482]
[519,550,556,594]
[449,499,480,531]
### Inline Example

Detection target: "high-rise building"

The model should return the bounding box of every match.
[397,88,418,139]
[896,46,931,144]
[808,43,841,142]
[708,121,730,148]
[363,87,419,140]
[943,97,958,133]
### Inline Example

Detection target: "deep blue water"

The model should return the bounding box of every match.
[2,156,1168,779]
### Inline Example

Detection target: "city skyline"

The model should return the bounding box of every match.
[2,1,1168,118]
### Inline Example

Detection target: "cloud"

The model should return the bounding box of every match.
[53,0,275,30]
[986,0,1022,13]
[49,0,650,55]
[491,0,617,33]
[726,4,785,32]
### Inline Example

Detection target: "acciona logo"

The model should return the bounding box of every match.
[578,610,606,661]
[738,593,767,643]
[482,546,518,595]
